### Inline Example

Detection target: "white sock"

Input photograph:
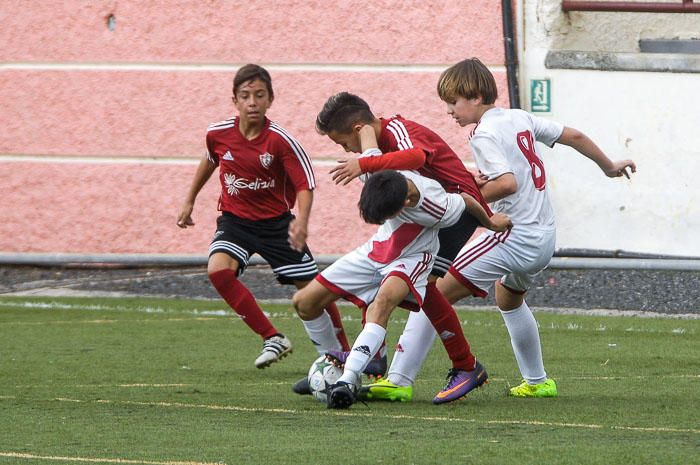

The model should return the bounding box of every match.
[500,301,547,384]
[339,322,386,384]
[301,311,342,355]
[387,310,436,387]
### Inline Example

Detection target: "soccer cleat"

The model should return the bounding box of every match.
[292,376,311,395]
[508,378,558,398]
[254,335,292,369]
[433,361,489,405]
[359,378,413,402]
[326,381,358,409]
[325,350,387,378]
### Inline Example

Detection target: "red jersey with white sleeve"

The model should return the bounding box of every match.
[205,117,316,221]
[377,115,490,213]
[469,108,563,229]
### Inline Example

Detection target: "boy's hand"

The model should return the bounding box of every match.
[488,212,512,232]
[472,169,489,188]
[330,158,362,185]
[177,203,195,228]
[288,218,308,252]
[604,159,637,179]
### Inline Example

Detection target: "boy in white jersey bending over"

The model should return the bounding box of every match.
[293,170,511,408]
[381,57,635,398]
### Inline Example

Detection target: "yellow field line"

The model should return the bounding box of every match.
[6,374,696,390]
[47,396,700,435]
[0,452,222,465]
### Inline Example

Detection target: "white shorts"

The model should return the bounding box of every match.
[448,225,556,297]
[317,248,434,311]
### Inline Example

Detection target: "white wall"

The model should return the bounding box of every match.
[518,0,700,256]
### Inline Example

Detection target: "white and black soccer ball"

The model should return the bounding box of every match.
[307,355,343,403]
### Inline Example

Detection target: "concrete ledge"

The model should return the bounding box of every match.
[545,50,700,73]
[3,253,700,271]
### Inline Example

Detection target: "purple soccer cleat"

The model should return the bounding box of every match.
[433,361,489,404]
[325,350,387,378]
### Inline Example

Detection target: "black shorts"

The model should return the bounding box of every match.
[433,209,481,278]
[209,212,319,285]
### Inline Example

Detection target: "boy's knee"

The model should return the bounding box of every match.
[292,288,319,320]
[366,294,397,325]
[291,289,304,311]
[372,293,395,313]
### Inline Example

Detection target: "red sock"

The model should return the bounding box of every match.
[209,269,277,340]
[324,302,350,351]
[422,282,475,371]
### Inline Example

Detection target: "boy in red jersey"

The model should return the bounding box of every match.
[294,92,493,404]
[177,64,350,369]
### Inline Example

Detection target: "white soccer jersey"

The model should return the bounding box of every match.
[357,170,466,264]
[318,170,466,310]
[470,108,563,229]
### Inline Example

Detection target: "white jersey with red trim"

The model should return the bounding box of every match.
[470,108,563,229]
[358,170,466,265]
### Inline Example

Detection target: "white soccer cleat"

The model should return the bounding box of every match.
[254,335,293,369]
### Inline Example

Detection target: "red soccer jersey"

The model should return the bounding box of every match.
[205,117,316,221]
[377,115,490,213]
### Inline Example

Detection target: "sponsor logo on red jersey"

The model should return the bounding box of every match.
[224,173,276,196]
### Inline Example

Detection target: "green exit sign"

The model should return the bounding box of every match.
[530,79,551,113]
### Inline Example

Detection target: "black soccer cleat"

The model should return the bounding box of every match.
[326,381,357,409]
[292,376,312,395]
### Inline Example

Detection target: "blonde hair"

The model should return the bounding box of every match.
[437,58,497,105]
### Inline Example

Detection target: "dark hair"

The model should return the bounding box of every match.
[358,170,408,225]
[233,64,274,99]
[316,92,375,134]
[437,57,497,105]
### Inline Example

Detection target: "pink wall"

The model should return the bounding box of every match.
[0,1,504,64]
[0,161,375,254]
[0,1,507,255]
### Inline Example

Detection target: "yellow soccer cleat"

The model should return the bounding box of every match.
[509,378,558,398]
[360,377,413,402]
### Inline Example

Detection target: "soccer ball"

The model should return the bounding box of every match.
[307,355,343,402]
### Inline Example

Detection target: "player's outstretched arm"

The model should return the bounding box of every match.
[330,125,426,185]
[177,157,216,228]
[557,127,637,179]
[460,193,513,232]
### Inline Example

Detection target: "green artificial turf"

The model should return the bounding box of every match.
[0,296,697,465]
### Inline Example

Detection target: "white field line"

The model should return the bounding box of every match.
[44,396,699,435]
[1,317,231,326]
[2,299,698,322]
[0,451,222,465]
[1,315,695,335]
[2,300,698,337]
